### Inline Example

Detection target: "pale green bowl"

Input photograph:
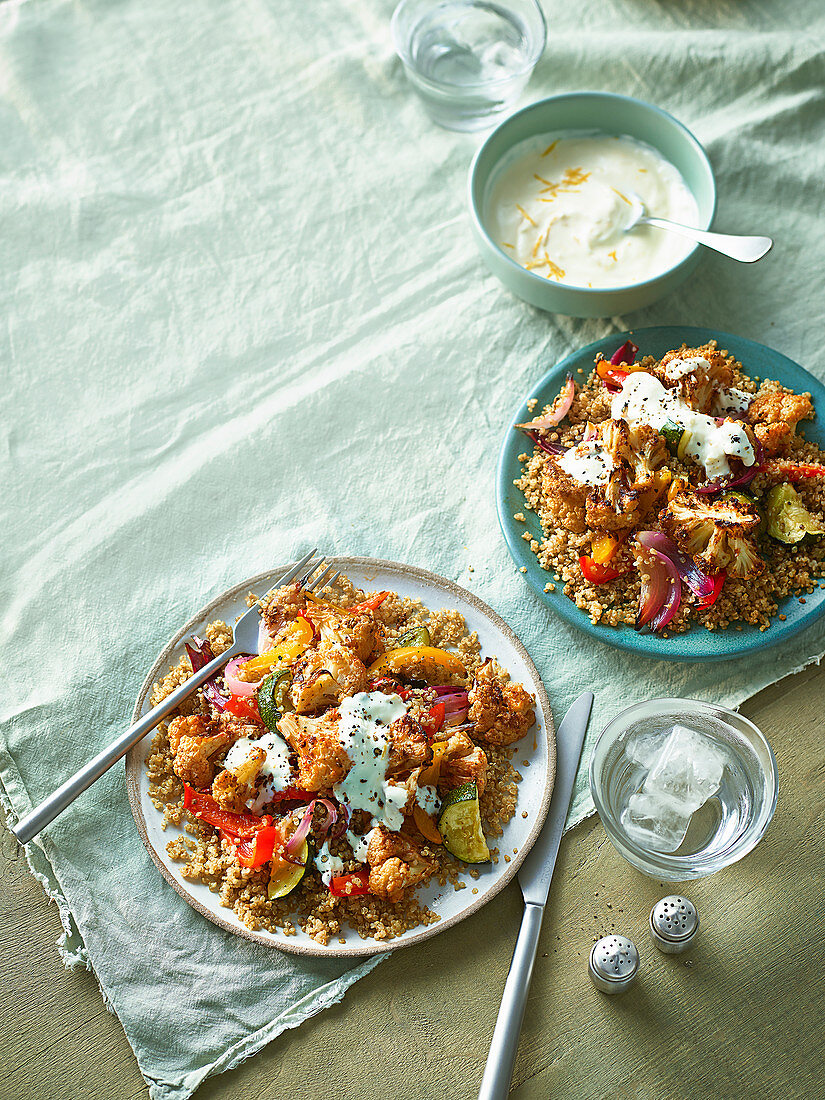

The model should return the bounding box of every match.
[468,92,716,318]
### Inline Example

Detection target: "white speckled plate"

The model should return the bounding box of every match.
[125,558,554,957]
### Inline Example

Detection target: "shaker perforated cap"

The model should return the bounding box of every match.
[649,895,699,954]
[588,935,639,993]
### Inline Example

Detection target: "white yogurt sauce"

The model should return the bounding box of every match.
[313,840,345,887]
[558,439,615,486]
[611,372,755,480]
[712,385,753,415]
[661,355,709,381]
[225,732,293,812]
[333,692,410,833]
[487,132,699,289]
[415,783,441,816]
[346,827,374,863]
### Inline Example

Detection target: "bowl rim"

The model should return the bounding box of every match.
[588,697,779,877]
[467,91,718,296]
[391,0,548,89]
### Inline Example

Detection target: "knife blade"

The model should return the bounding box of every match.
[518,689,594,905]
[478,690,594,1100]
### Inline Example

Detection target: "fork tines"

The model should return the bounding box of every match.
[304,559,341,593]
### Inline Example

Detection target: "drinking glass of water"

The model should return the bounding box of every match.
[589,698,778,880]
[391,0,547,131]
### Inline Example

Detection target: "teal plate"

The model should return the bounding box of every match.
[496,326,825,663]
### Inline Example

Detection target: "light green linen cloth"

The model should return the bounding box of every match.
[1,0,824,1095]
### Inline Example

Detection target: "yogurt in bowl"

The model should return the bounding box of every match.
[468,92,717,318]
[487,133,700,289]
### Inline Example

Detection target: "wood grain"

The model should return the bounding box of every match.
[3,663,824,1100]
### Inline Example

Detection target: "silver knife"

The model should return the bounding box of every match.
[478,691,594,1100]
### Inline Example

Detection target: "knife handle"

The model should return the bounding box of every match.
[478,901,544,1100]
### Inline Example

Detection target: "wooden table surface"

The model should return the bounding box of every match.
[4,664,824,1100]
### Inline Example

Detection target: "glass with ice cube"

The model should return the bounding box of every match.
[589,699,778,879]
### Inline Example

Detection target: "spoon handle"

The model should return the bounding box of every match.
[641,217,773,263]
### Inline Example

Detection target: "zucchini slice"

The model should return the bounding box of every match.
[267,839,309,900]
[659,420,684,454]
[396,625,431,648]
[439,782,490,864]
[257,668,292,732]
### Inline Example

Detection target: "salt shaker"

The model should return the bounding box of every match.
[649,895,699,954]
[588,935,639,993]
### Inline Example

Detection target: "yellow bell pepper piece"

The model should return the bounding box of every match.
[419,740,449,788]
[243,617,314,676]
[413,804,443,845]
[668,477,687,503]
[366,645,465,680]
[591,534,620,565]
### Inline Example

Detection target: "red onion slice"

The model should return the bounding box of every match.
[635,548,681,632]
[636,531,715,602]
[224,656,261,696]
[285,802,316,855]
[610,339,639,366]
[520,429,567,456]
[257,618,273,655]
[185,638,229,711]
[284,798,339,855]
[185,637,214,671]
[515,375,575,430]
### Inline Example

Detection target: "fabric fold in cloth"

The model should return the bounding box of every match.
[1,0,824,1096]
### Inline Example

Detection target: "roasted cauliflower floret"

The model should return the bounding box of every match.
[290,641,367,713]
[585,491,638,533]
[385,714,429,777]
[366,826,435,903]
[468,658,536,746]
[261,582,308,643]
[539,461,589,534]
[599,419,666,496]
[167,714,235,788]
[654,347,734,412]
[278,711,349,790]
[627,424,669,490]
[660,490,764,578]
[305,603,380,664]
[437,730,488,796]
[211,769,254,812]
[747,387,814,457]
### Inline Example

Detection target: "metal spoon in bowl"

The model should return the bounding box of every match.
[624,190,772,263]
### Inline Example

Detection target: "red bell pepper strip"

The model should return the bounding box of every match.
[350,592,390,613]
[696,571,726,610]
[421,701,446,738]
[183,785,270,837]
[328,868,371,897]
[758,459,825,481]
[596,360,630,390]
[269,786,317,803]
[579,555,628,584]
[225,693,262,723]
[226,825,280,869]
[366,677,410,699]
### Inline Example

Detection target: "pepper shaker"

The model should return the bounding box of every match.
[588,935,639,993]
[649,895,699,954]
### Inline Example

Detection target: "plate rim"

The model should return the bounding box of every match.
[125,556,556,957]
[496,325,825,663]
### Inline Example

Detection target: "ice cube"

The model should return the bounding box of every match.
[621,790,694,852]
[626,732,663,768]
[620,724,727,854]
[645,725,727,805]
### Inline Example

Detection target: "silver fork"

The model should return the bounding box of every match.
[11,551,341,846]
